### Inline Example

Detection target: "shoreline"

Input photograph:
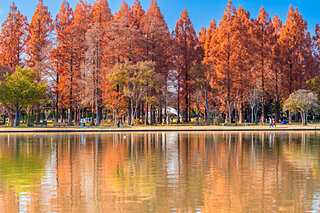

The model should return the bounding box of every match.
[0,125,319,133]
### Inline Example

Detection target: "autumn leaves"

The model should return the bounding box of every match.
[201,2,316,124]
[0,0,319,126]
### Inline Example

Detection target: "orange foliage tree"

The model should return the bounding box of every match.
[278,6,314,122]
[0,0,319,126]
[0,2,28,72]
[26,0,53,122]
[174,8,199,123]
[50,0,73,122]
[85,0,112,125]
[206,1,238,124]
[140,0,172,125]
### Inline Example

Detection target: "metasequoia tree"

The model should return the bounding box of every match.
[86,24,106,126]
[198,27,206,57]
[279,6,312,97]
[314,24,320,57]
[0,0,319,126]
[190,64,216,124]
[207,1,237,124]
[51,0,92,123]
[0,2,28,71]
[246,81,262,124]
[50,0,73,122]
[73,0,92,123]
[278,6,313,122]
[203,18,216,61]
[130,0,145,28]
[52,0,84,126]
[140,0,172,125]
[104,1,146,124]
[26,0,53,77]
[105,1,142,64]
[270,15,282,120]
[307,25,320,97]
[85,0,112,126]
[174,8,199,123]
[26,0,52,122]
[251,7,274,122]
[90,0,112,24]
[232,6,252,123]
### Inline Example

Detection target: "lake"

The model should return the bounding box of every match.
[0,132,320,212]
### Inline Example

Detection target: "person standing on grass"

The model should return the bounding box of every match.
[269,117,273,128]
[273,118,276,127]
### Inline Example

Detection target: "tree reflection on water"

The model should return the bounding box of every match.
[0,132,319,212]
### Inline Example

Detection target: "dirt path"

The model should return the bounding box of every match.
[0,124,319,133]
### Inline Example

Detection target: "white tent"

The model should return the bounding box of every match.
[166,107,179,116]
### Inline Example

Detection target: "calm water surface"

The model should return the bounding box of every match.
[0,132,320,212]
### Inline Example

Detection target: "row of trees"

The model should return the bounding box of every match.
[0,0,319,126]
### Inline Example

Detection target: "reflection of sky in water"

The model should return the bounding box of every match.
[41,151,57,210]
[312,192,320,212]
[166,133,179,185]
[18,193,31,213]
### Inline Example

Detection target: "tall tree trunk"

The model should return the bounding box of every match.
[305,111,308,125]
[239,105,244,123]
[138,102,141,122]
[255,106,258,125]
[128,98,132,126]
[60,108,64,122]
[227,95,232,124]
[150,105,154,125]
[95,99,100,126]
[177,82,181,123]
[91,101,95,126]
[76,106,79,125]
[188,103,191,123]
[261,96,265,123]
[98,106,103,123]
[55,71,59,122]
[275,69,280,121]
[9,112,14,126]
[68,106,73,126]
[295,112,299,123]
[251,106,254,124]
[55,97,59,122]
[159,108,162,124]
[145,102,149,125]
[14,105,19,127]
[196,98,200,125]
[205,100,210,124]
[288,111,292,123]
[184,81,188,123]
[164,106,167,124]
[36,105,40,123]
[140,101,144,123]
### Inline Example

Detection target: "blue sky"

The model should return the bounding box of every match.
[0,0,320,34]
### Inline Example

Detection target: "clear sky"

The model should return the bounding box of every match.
[0,0,320,34]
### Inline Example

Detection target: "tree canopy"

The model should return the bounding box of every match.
[0,67,46,126]
[0,0,320,126]
[283,90,319,125]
